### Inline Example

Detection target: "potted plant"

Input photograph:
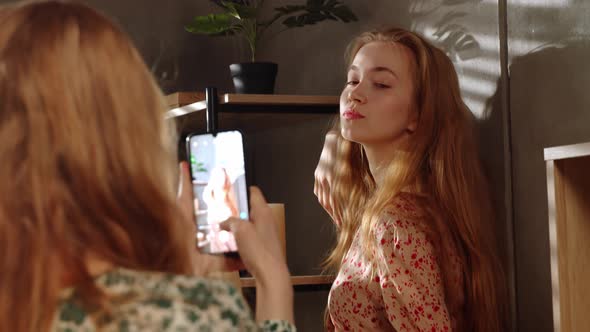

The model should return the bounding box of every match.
[185,0,357,94]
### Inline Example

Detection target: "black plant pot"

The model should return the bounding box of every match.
[229,62,278,94]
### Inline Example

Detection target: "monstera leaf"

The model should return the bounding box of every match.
[277,0,356,28]
[185,0,357,61]
[185,13,237,35]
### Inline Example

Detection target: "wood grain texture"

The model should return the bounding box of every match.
[165,93,338,118]
[222,94,338,106]
[165,91,206,108]
[240,275,335,288]
[547,155,590,332]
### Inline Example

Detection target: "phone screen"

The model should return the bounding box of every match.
[187,130,248,254]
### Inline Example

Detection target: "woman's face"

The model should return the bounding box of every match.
[340,41,417,149]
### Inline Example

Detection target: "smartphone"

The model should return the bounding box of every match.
[186,130,249,255]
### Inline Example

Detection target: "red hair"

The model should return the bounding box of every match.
[0,1,192,330]
[324,27,508,331]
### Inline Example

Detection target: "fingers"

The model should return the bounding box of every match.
[248,186,273,225]
[329,193,341,227]
[320,181,332,216]
[249,186,268,209]
[177,162,194,222]
[314,132,340,221]
[178,162,192,199]
[313,177,318,198]
[314,173,334,218]
[219,217,267,275]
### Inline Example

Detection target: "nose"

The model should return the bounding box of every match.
[348,85,367,104]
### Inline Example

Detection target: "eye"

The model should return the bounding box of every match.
[374,82,391,89]
[346,80,359,86]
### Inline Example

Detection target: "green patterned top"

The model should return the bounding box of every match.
[51,267,295,332]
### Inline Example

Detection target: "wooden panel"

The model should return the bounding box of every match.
[240,275,335,288]
[171,109,335,136]
[544,142,590,161]
[546,161,562,331]
[268,203,287,258]
[222,94,339,106]
[165,92,338,134]
[165,91,206,108]
[165,93,339,119]
[550,155,590,331]
[289,275,335,286]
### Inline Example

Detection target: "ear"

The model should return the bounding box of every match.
[406,112,418,134]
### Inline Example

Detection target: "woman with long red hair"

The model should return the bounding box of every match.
[315,28,508,331]
[0,1,294,331]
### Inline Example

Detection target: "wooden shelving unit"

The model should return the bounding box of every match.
[166,91,338,134]
[167,91,338,289]
[545,142,590,332]
[240,275,335,288]
[166,91,338,111]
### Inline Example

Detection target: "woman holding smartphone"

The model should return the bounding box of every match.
[0,1,293,331]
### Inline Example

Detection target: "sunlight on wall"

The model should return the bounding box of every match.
[483,0,569,8]
[457,57,500,77]
[475,33,562,58]
[413,0,570,120]
[416,25,499,119]
[460,76,498,99]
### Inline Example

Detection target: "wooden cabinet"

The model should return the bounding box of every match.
[544,142,590,332]
[167,91,338,288]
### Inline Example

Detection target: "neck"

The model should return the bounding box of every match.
[60,254,115,288]
[362,142,399,188]
[59,223,135,289]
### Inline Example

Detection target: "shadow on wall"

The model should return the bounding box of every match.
[503,38,590,331]
[410,0,482,62]
[411,0,515,304]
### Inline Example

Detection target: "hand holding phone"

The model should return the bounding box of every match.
[186,130,249,255]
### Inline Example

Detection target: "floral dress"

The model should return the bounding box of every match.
[52,268,295,332]
[328,193,462,331]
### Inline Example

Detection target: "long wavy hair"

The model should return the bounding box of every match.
[0,1,193,330]
[324,27,508,331]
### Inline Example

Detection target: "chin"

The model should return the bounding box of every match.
[340,127,366,145]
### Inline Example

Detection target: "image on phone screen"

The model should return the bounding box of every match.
[187,130,248,254]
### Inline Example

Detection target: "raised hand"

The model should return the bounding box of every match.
[313,131,342,227]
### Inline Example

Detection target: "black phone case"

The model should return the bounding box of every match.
[185,129,250,257]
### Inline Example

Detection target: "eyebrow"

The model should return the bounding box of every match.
[348,65,399,79]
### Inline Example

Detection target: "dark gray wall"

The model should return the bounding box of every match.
[0,0,511,331]
[10,0,590,331]
[221,1,514,331]
[507,0,590,331]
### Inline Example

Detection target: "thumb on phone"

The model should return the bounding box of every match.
[220,186,288,282]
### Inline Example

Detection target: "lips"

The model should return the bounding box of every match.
[342,109,365,120]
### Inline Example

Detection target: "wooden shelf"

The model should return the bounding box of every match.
[544,142,590,161]
[166,92,338,115]
[165,92,338,134]
[166,91,206,109]
[545,142,590,331]
[240,275,335,288]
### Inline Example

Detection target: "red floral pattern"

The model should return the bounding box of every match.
[328,194,460,331]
